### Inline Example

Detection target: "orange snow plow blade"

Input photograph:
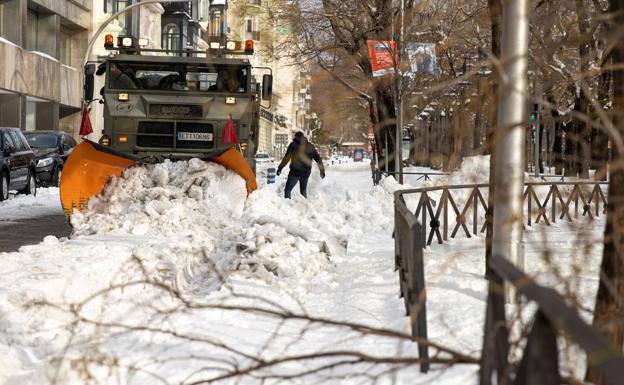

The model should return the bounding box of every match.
[60,141,138,216]
[60,141,257,217]
[202,147,258,194]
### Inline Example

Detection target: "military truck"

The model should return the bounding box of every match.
[88,35,272,167]
[60,36,269,216]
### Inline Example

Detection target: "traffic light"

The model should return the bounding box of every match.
[530,104,539,121]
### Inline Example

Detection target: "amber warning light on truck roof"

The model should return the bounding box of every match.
[245,40,254,54]
[104,34,114,49]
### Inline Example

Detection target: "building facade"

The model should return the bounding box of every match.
[225,0,311,158]
[0,0,90,135]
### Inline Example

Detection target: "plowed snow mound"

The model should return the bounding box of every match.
[71,159,247,236]
[68,159,335,288]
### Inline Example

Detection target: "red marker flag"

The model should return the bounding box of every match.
[79,104,93,137]
[222,115,239,144]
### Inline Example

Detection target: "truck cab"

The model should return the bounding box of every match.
[90,36,272,169]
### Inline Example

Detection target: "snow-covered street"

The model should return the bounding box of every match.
[0,158,604,384]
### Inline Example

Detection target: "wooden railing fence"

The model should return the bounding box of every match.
[399,181,608,247]
[393,180,621,382]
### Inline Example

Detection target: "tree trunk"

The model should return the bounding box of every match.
[593,59,612,181]
[586,1,624,383]
[553,121,564,174]
[480,1,509,385]
[379,86,398,174]
[575,0,592,178]
[565,88,581,176]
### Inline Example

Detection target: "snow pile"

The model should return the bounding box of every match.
[71,159,247,236]
[68,159,349,289]
[451,155,490,184]
[0,187,64,221]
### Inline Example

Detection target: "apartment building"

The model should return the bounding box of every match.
[225,0,310,157]
[0,0,91,135]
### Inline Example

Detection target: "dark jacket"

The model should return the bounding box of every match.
[278,136,324,176]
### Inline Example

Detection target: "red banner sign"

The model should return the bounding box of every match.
[367,40,397,77]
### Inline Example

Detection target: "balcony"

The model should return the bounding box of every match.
[162,1,191,15]
[0,39,82,108]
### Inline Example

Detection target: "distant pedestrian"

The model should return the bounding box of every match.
[277,132,325,198]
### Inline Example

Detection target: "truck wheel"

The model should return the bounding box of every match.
[19,170,36,196]
[53,167,62,187]
[0,172,8,201]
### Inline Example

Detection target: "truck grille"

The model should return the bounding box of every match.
[136,121,214,150]
[137,121,174,147]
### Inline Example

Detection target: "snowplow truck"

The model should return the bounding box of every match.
[60,36,272,216]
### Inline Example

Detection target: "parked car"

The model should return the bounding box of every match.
[254,151,274,164]
[0,127,37,200]
[23,131,77,187]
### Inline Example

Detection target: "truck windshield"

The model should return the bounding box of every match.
[108,62,249,93]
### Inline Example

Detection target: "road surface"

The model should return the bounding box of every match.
[0,214,72,252]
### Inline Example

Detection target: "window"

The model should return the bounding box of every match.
[162,23,180,52]
[63,134,77,148]
[9,131,26,151]
[245,19,252,33]
[2,132,15,150]
[0,0,21,45]
[104,0,127,31]
[210,10,222,37]
[108,62,249,93]
[26,9,38,51]
[59,29,71,65]
[24,133,59,148]
[105,0,127,13]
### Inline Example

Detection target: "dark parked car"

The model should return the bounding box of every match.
[23,131,77,187]
[0,127,37,201]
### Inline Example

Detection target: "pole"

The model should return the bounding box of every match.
[534,116,540,177]
[385,130,389,173]
[394,0,405,184]
[491,0,529,302]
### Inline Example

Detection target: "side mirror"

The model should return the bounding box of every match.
[84,64,95,102]
[96,62,106,76]
[262,74,273,101]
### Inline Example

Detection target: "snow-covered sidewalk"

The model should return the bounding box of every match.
[0,158,604,384]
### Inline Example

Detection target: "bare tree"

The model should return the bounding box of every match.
[587,1,624,383]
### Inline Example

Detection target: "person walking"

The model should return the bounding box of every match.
[277,132,325,198]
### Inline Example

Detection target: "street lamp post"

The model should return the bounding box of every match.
[491,0,530,301]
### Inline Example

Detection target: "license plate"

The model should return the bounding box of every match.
[177,132,213,141]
